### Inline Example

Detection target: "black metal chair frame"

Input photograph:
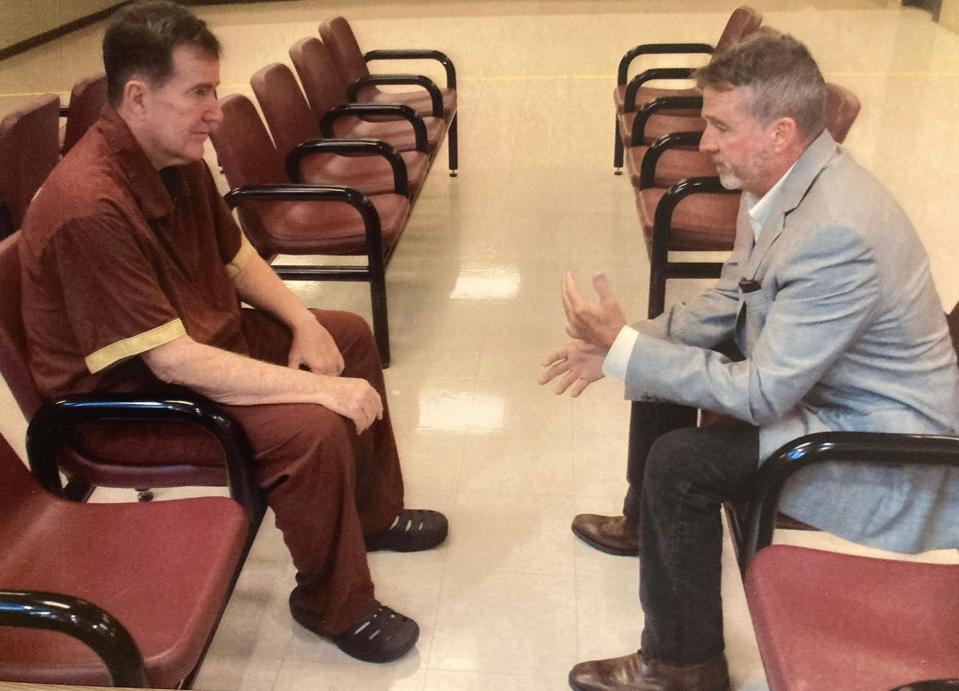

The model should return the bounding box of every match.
[1,394,265,688]
[614,42,713,170]
[348,48,459,176]
[284,138,411,198]
[320,103,430,154]
[223,184,397,366]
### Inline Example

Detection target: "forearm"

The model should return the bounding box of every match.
[144,335,332,407]
[233,252,315,330]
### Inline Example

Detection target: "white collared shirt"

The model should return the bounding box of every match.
[601,162,797,381]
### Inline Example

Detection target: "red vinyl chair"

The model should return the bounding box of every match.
[61,73,107,155]
[0,408,253,688]
[741,318,959,691]
[289,36,446,158]
[0,232,266,510]
[250,62,431,199]
[210,94,411,365]
[613,5,762,172]
[319,16,459,175]
[0,95,60,239]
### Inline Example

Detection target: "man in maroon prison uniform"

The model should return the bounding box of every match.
[18,0,446,664]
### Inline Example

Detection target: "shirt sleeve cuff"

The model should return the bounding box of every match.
[84,318,186,373]
[225,232,255,278]
[602,325,639,381]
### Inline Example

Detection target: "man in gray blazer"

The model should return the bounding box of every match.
[541,29,959,691]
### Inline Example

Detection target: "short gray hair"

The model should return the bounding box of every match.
[695,28,826,140]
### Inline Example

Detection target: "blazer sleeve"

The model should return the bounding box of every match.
[624,223,881,424]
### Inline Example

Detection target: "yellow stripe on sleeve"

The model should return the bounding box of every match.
[225,232,255,279]
[84,319,187,373]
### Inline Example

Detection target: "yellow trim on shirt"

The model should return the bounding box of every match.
[225,232,255,279]
[84,319,187,374]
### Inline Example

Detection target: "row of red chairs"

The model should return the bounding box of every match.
[611,7,959,691]
[0,15,457,688]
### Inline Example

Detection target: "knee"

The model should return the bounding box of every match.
[644,427,706,493]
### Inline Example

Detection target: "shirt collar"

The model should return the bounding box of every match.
[745,160,798,242]
[97,105,178,221]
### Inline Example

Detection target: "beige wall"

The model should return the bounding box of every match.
[0,1,123,52]
[941,0,959,32]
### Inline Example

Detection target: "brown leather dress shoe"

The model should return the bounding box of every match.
[568,650,730,691]
[571,513,639,556]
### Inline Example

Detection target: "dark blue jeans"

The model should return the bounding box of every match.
[637,421,759,666]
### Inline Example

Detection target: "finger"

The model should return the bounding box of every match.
[562,272,583,317]
[541,347,568,368]
[553,369,579,396]
[537,359,569,385]
[592,272,614,301]
[565,323,581,339]
[569,377,592,398]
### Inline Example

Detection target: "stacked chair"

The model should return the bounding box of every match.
[211,22,458,367]
[320,16,458,175]
[739,303,959,690]
[613,5,762,173]
[0,95,60,240]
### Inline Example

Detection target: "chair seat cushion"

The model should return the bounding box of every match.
[330,115,445,153]
[362,86,456,120]
[298,150,430,197]
[626,145,717,189]
[637,187,739,251]
[614,84,700,113]
[746,545,959,691]
[0,496,247,687]
[247,192,410,255]
[619,111,705,146]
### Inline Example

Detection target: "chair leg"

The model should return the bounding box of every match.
[447,113,458,177]
[369,275,391,368]
[647,265,666,319]
[613,120,624,174]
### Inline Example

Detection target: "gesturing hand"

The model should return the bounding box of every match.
[538,340,606,397]
[319,376,383,434]
[562,272,627,350]
[289,318,345,376]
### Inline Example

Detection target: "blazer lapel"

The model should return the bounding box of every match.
[743,130,841,278]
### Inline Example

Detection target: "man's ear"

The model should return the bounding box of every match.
[121,78,150,119]
[770,117,799,153]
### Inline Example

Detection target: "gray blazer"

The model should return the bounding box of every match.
[625,131,959,553]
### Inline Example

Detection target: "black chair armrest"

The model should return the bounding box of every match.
[624,67,696,113]
[347,74,443,117]
[617,42,713,86]
[0,589,148,687]
[320,103,428,152]
[630,95,703,146]
[640,130,704,189]
[285,138,408,196]
[224,184,385,264]
[26,395,261,525]
[741,431,959,569]
[364,49,457,89]
[891,680,959,690]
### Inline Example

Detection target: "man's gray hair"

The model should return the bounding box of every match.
[695,28,826,140]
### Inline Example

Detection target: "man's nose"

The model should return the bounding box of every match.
[206,98,224,127]
[699,128,718,153]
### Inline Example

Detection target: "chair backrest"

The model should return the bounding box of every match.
[0,96,60,232]
[0,426,47,537]
[319,16,370,88]
[289,37,351,120]
[61,73,107,156]
[0,233,43,420]
[208,94,288,250]
[823,83,860,145]
[715,6,763,51]
[251,62,321,164]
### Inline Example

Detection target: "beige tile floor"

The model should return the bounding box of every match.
[3,1,959,689]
